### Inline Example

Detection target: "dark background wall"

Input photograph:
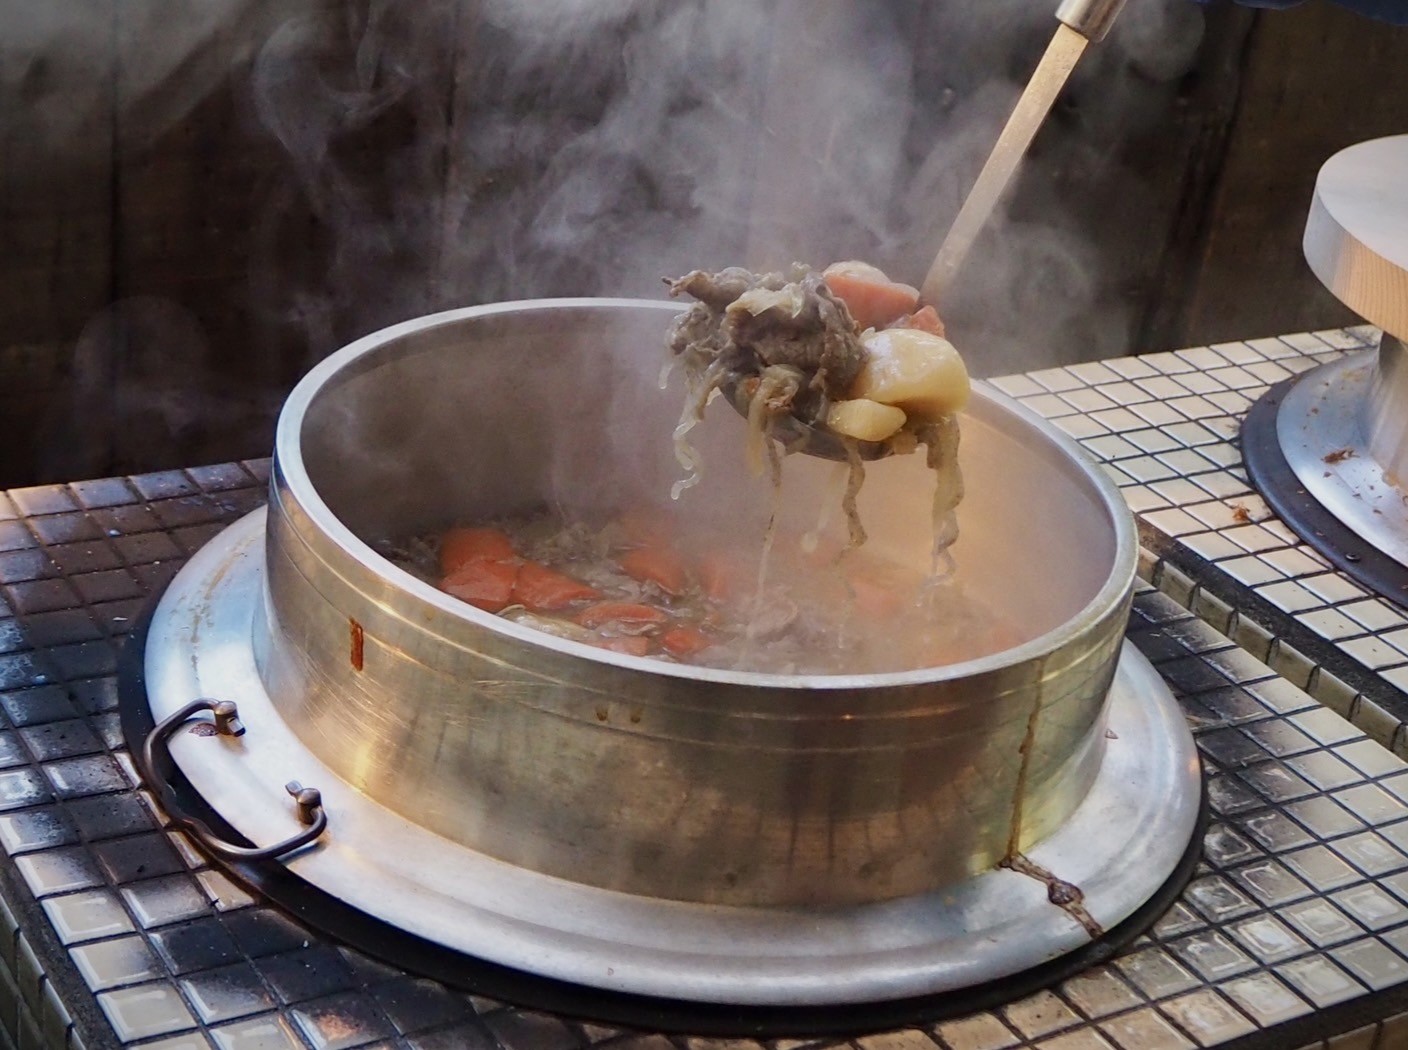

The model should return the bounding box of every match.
[0,0,1404,488]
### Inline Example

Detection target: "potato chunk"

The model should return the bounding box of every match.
[849,329,970,421]
[826,399,908,442]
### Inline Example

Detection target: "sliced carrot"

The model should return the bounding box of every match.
[619,546,689,596]
[617,507,676,548]
[512,560,602,611]
[661,625,714,658]
[822,262,920,330]
[441,557,521,613]
[575,602,670,630]
[845,558,921,620]
[696,550,746,603]
[590,635,651,657]
[889,305,946,337]
[440,527,517,574]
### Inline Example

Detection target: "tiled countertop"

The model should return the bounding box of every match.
[1,328,1407,1049]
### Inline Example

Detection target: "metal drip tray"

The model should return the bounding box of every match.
[137,508,1202,1009]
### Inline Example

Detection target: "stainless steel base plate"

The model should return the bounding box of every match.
[143,509,1201,1007]
[1278,351,1408,570]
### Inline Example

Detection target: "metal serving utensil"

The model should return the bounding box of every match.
[753,0,1128,463]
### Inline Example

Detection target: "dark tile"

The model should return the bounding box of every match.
[0,549,57,584]
[213,488,267,517]
[94,832,185,883]
[71,570,144,606]
[222,908,314,958]
[0,653,56,691]
[70,678,119,716]
[340,946,401,986]
[112,532,182,567]
[1206,773,1264,817]
[151,916,242,975]
[45,541,123,576]
[44,754,128,799]
[0,618,26,655]
[0,733,27,768]
[174,524,232,555]
[406,1023,498,1050]
[1198,687,1274,726]
[133,562,181,593]
[0,522,35,554]
[129,471,198,501]
[92,600,148,638]
[1161,656,1236,696]
[70,478,139,510]
[181,961,275,1024]
[0,804,79,853]
[259,946,357,1004]
[27,513,104,546]
[152,497,225,530]
[47,640,118,681]
[1197,728,1272,770]
[373,978,470,1035]
[0,768,53,810]
[1129,629,1192,663]
[17,609,102,648]
[8,486,78,517]
[92,711,124,750]
[1,686,77,726]
[0,494,15,520]
[19,719,103,761]
[4,578,80,615]
[67,793,156,841]
[290,990,394,1049]
[89,504,162,536]
[188,463,255,493]
[243,459,273,483]
[482,1009,579,1050]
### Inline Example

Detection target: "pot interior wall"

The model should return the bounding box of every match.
[297,303,1116,649]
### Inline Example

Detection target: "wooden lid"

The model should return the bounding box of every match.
[1304,135,1408,342]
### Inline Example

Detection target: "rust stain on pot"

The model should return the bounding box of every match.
[595,705,609,722]
[1001,853,1104,939]
[187,723,219,738]
[350,619,365,672]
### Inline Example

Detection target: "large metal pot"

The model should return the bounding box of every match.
[255,299,1137,908]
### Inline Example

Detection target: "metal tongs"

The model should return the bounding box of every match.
[771,0,1130,463]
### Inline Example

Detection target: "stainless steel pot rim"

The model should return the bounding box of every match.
[273,298,1139,691]
[144,508,1201,1005]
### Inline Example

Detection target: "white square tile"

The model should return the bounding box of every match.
[1141,350,1197,374]
[1220,556,1285,587]
[1028,366,1084,393]
[1175,371,1224,396]
[1097,381,1155,406]
[1300,574,1368,605]
[1177,346,1233,370]
[1209,340,1265,364]
[989,374,1045,398]
[1104,356,1159,379]
[1343,600,1408,632]
[1067,360,1122,386]
[1130,401,1188,427]
[1052,414,1110,439]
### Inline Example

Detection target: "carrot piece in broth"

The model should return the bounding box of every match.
[440,527,518,574]
[441,557,521,614]
[513,561,602,611]
[822,262,920,330]
[619,546,689,596]
[889,305,946,337]
[661,625,714,658]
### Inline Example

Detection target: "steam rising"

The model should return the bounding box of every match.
[14,0,1207,480]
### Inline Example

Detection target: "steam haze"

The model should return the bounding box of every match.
[7,0,1208,482]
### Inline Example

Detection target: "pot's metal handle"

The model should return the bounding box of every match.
[139,698,328,861]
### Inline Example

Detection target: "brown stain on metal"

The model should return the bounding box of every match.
[595,705,609,722]
[1006,691,1044,859]
[349,619,365,672]
[187,723,219,738]
[1001,852,1104,939]
[1001,663,1102,940]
